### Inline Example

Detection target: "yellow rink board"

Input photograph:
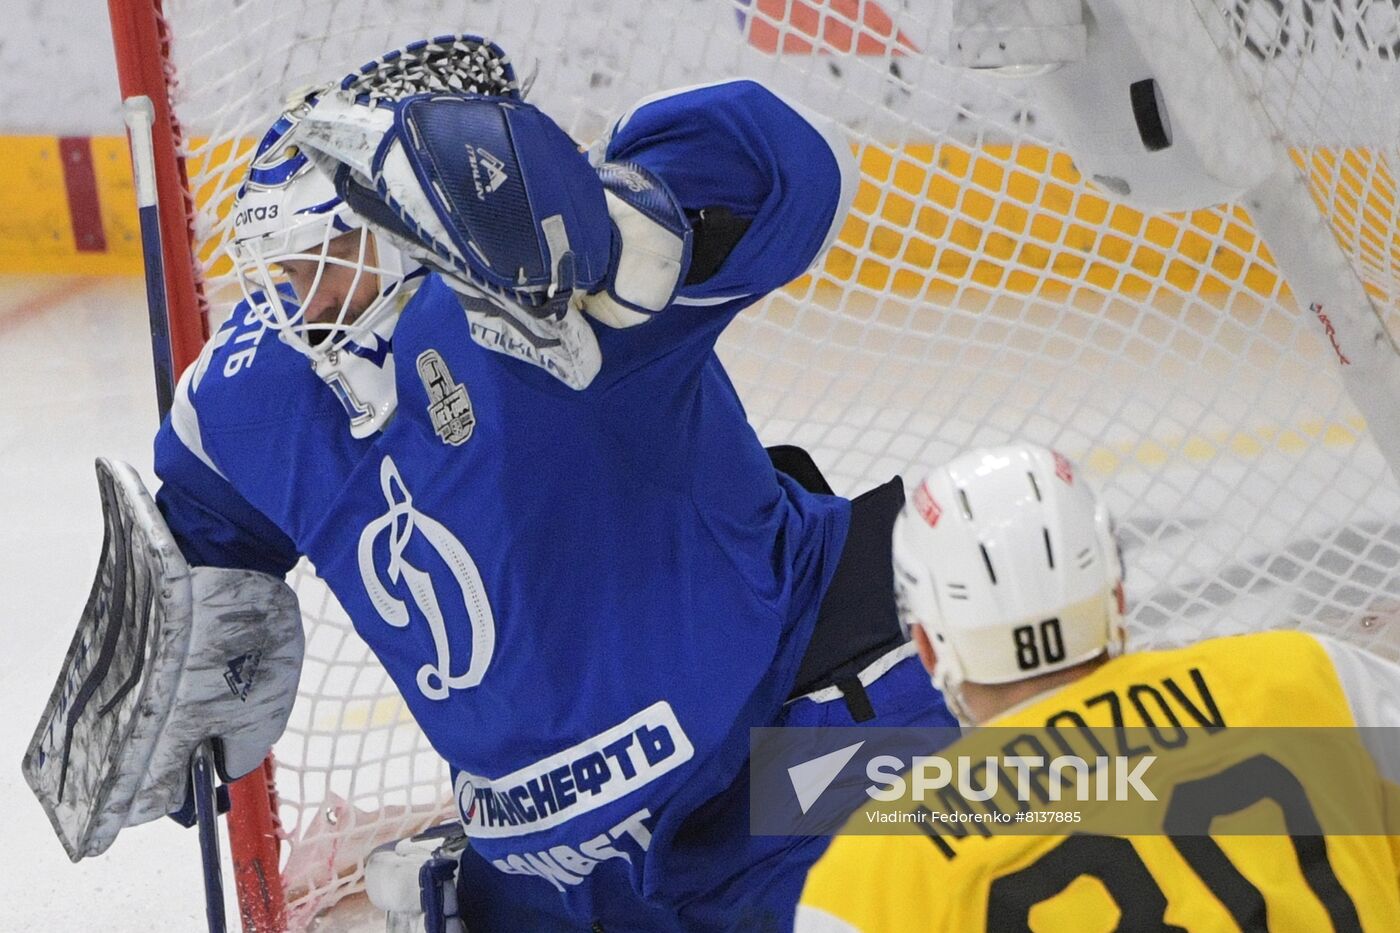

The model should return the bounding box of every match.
[4,136,1394,314]
[0,136,143,276]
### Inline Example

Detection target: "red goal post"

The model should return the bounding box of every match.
[107,0,208,371]
[108,2,285,930]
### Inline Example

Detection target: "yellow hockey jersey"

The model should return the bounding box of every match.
[798,631,1400,932]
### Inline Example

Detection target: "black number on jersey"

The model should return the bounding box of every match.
[1167,755,1360,931]
[1013,618,1066,671]
[985,755,1361,931]
[988,835,1186,931]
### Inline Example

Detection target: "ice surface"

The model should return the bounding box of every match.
[0,277,244,931]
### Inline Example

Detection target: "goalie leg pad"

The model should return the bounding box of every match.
[23,459,303,860]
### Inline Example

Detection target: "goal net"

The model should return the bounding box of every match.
[108,0,1400,929]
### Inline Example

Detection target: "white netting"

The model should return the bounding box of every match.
[140,0,1400,925]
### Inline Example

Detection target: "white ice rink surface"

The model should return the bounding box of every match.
[0,276,244,930]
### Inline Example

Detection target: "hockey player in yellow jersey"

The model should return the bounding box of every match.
[797,444,1400,932]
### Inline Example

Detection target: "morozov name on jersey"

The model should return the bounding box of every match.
[455,701,694,838]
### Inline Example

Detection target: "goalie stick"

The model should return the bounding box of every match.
[127,90,230,933]
[123,96,176,422]
[26,91,298,933]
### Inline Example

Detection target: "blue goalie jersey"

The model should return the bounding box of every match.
[155,81,908,929]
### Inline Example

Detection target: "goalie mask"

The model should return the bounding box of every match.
[892,444,1126,723]
[229,103,420,437]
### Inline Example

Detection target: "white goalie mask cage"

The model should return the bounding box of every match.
[893,444,1127,712]
[228,103,415,400]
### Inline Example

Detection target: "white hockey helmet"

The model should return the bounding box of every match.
[893,444,1125,708]
[227,100,418,434]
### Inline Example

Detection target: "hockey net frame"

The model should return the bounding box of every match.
[108,1,1400,930]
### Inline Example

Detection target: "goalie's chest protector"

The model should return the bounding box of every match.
[287,276,849,872]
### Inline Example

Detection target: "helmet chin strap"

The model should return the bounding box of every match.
[937,679,978,728]
[932,667,979,728]
[925,634,978,727]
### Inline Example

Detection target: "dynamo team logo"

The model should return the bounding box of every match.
[358,455,496,699]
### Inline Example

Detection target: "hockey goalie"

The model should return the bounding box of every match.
[28,36,957,932]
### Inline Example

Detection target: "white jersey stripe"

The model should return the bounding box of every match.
[771,94,859,258]
[169,356,227,481]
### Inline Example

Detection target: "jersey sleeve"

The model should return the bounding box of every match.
[1315,634,1400,728]
[1315,634,1400,778]
[601,78,858,306]
[153,333,299,577]
[1313,634,1400,891]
